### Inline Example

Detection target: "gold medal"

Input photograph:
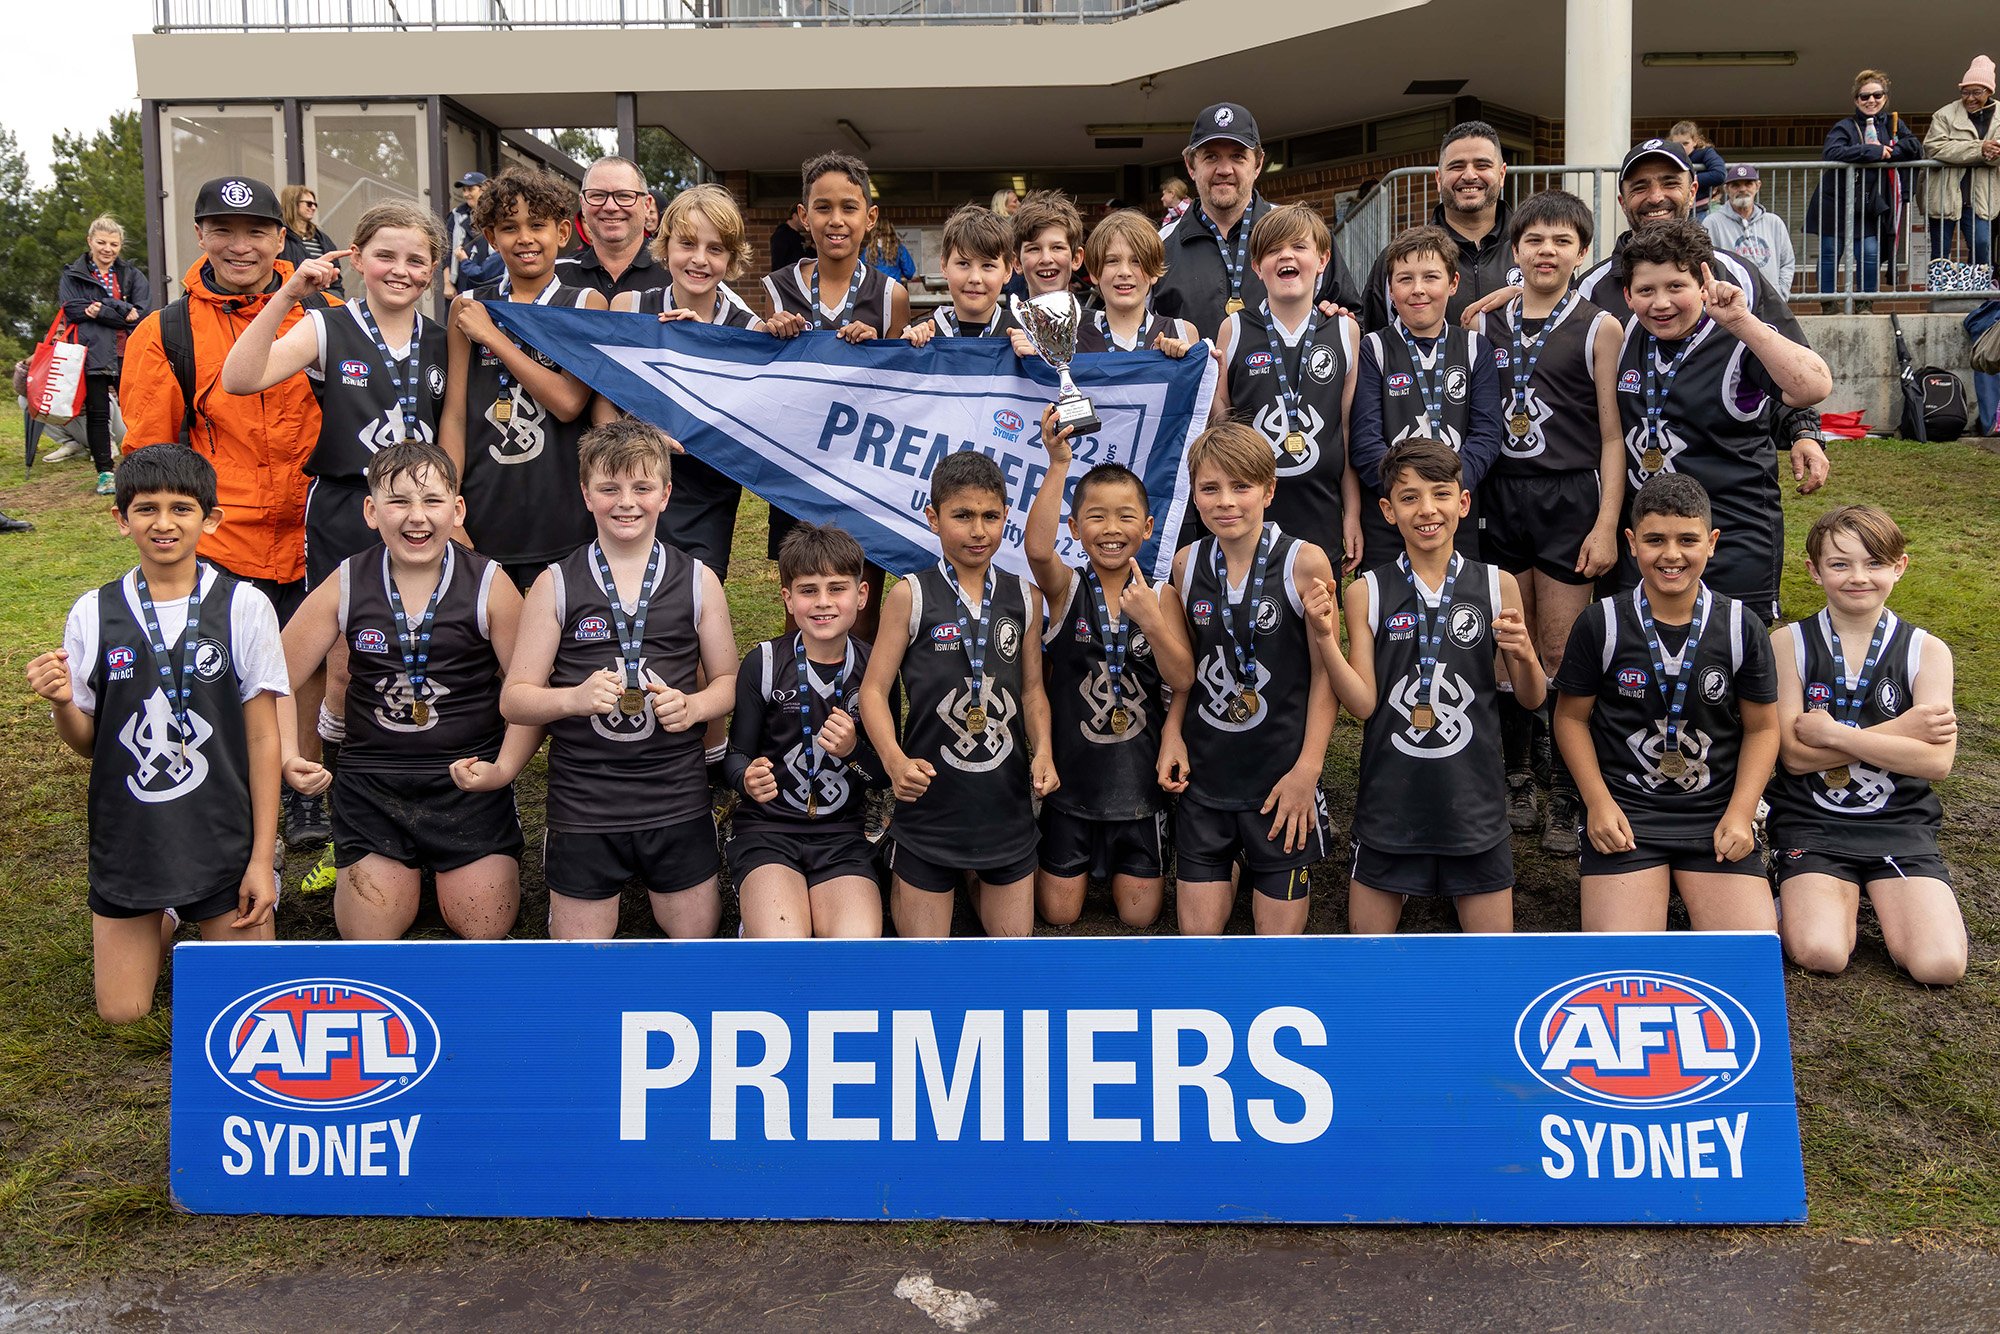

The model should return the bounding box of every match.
[1659,750,1688,779]
[807,793,819,818]
[1642,446,1665,474]
[411,700,430,726]
[1823,765,1852,789]
[1410,703,1435,732]
[1238,688,1260,715]
[965,703,988,734]
[620,686,645,716]
[1110,704,1131,734]
[493,396,512,424]
[1282,431,1307,458]
[1224,695,1252,725]
[1225,296,1245,315]
[1509,411,1532,437]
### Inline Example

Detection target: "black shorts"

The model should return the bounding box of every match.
[1038,806,1167,880]
[331,768,524,873]
[1480,471,1600,586]
[1350,836,1514,897]
[728,822,877,888]
[1174,790,1332,900]
[89,878,246,922]
[890,841,1039,893]
[663,455,743,578]
[1773,846,1951,888]
[1579,836,1767,879]
[211,561,307,626]
[305,477,375,590]
[765,504,802,562]
[543,815,720,899]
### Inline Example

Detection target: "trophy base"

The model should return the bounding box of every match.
[1054,393,1101,437]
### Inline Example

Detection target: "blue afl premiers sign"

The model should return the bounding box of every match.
[169,934,1805,1222]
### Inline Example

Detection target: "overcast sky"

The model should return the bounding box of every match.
[4,0,152,183]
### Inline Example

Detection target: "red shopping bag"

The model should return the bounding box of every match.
[25,311,86,424]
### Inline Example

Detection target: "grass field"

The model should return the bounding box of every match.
[0,425,1994,1279]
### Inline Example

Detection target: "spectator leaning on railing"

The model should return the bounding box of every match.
[1705,166,1796,297]
[1808,70,1923,303]
[1923,57,2000,270]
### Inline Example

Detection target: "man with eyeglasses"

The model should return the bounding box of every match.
[554,156,669,302]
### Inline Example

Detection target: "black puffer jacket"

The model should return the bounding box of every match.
[58,254,152,376]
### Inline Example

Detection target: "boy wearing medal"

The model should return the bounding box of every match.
[26,445,285,1021]
[503,420,739,940]
[1610,220,1832,622]
[1025,409,1196,929]
[441,167,605,594]
[1767,506,1966,985]
[1306,439,1543,934]
[724,523,889,939]
[1073,210,1199,355]
[1350,226,1505,572]
[900,205,1022,345]
[1469,190,1625,854]
[1210,203,1362,572]
[1159,423,1338,936]
[858,452,1058,939]
[279,441,533,940]
[1552,473,1780,933]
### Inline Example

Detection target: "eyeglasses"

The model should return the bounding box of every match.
[1856,91,1886,102]
[582,189,645,208]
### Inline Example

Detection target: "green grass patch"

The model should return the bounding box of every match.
[0,429,1994,1278]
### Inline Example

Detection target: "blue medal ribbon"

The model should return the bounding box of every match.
[1261,301,1322,446]
[353,296,426,441]
[591,540,664,700]
[1642,318,1708,470]
[1194,205,1253,309]
[1396,323,1448,434]
[1400,551,1464,712]
[132,563,205,758]
[1506,291,1575,421]
[1636,585,1713,768]
[1211,524,1275,700]
[794,632,858,816]
[941,560,997,724]
[1084,566,1132,714]
[1094,302,1155,351]
[383,547,450,720]
[491,276,562,402]
[1826,610,1890,724]
[809,260,867,330]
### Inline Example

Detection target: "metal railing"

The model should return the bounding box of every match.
[153,0,1177,29]
[1333,160,2000,307]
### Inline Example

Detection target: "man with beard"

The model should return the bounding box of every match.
[1703,164,1796,295]
[1362,122,1518,333]
[1154,103,1360,339]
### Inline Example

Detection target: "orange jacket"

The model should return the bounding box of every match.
[120,259,337,584]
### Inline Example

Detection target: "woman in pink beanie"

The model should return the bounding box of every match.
[1923,56,2000,267]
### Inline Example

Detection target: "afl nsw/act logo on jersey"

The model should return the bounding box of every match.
[1516,972,1759,1109]
[339,359,370,386]
[931,622,962,647]
[1190,598,1214,625]
[1805,682,1833,707]
[1619,369,1643,393]
[353,628,391,655]
[1616,666,1649,697]
[106,646,136,678]
[1244,351,1273,372]
[574,615,611,642]
[1386,611,1417,641]
[1387,373,1413,395]
[207,980,440,1112]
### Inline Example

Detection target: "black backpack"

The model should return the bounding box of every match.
[157,288,332,445]
[1892,313,1969,443]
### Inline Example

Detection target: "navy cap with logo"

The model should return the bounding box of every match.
[1188,103,1261,153]
[456,171,489,188]
[194,176,285,223]
[1725,163,1760,183]
[1619,138,1695,180]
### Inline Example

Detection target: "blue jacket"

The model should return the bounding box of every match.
[58,254,151,376]
[1687,145,1727,205]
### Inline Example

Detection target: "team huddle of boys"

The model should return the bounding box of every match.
[27,127,1971,1026]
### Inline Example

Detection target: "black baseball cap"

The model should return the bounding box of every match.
[1619,138,1695,180]
[193,176,285,223]
[1188,103,1260,152]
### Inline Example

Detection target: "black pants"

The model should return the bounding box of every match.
[84,371,118,473]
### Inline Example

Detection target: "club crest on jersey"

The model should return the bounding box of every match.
[1619,369,1643,394]
[1805,682,1833,707]
[1699,666,1729,704]
[427,365,447,397]
[574,615,611,642]
[991,409,1025,443]
[1515,972,1759,1109]
[207,980,439,1112]
[1876,679,1904,715]
[1130,630,1152,659]
[1387,372,1414,395]
[1448,604,1486,647]
[191,638,231,684]
[1253,597,1282,634]
[1244,351,1274,373]
[1307,345,1338,383]
[1444,367,1469,402]
[353,628,392,655]
[995,617,1023,662]
[1387,611,1417,641]
[106,646,136,680]
[339,359,370,387]
[1190,598,1214,625]
[1617,666,1649,697]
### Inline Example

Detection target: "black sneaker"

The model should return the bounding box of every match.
[1506,772,1540,833]
[287,790,332,849]
[1541,789,1581,856]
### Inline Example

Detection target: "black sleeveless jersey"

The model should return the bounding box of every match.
[544,540,708,833]
[1225,308,1355,560]
[1041,566,1166,821]
[86,567,253,910]
[337,543,503,776]
[1364,324,1485,460]
[1353,556,1507,854]
[761,259,896,334]
[1553,586,1777,843]
[1179,528,1313,811]
[631,283,760,325]
[1613,319,1784,609]
[892,563,1037,866]
[1766,610,1944,856]
[1475,297,1612,475]
[460,280,596,568]
[907,305,1020,339]
[1074,309,1187,354]
[306,301,448,479]
[727,634,884,831]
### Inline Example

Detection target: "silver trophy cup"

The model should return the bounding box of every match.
[1010,292,1102,436]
